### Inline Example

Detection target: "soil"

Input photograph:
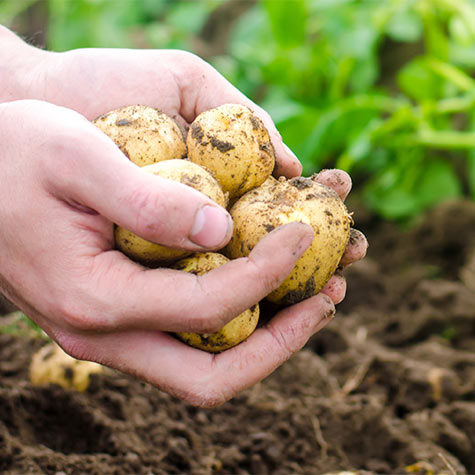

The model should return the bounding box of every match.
[1,199,474,475]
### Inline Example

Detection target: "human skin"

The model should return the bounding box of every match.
[0,26,367,407]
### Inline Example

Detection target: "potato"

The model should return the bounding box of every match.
[226,176,352,305]
[115,159,228,265]
[92,105,186,167]
[29,343,102,392]
[171,252,259,352]
[186,104,275,200]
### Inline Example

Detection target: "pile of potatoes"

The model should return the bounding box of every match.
[92,104,352,352]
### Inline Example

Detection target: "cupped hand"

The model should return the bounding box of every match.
[37,47,302,178]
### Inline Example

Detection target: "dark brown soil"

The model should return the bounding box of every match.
[1,199,475,474]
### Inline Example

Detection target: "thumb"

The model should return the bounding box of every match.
[50,120,233,251]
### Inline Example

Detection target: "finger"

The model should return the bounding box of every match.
[312,169,352,201]
[58,293,335,407]
[45,118,233,251]
[180,56,302,178]
[339,228,368,269]
[320,273,346,305]
[66,222,314,334]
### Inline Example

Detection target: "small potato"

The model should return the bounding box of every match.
[29,343,102,392]
[187,104,275,199]
[115,159,228,265]
[92,105,186,167]
[171,252,259,352]
[226,176,352,305]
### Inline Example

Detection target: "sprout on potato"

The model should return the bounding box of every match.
[171,252,259,352]
[226,176,352,305]
[187,104,275,200]
[93,105,186,167]
[115,159,228,265]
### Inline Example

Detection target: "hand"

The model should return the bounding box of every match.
[0,38,367,406]
[31,47,301,178]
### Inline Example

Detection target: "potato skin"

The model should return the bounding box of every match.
[171,252,259,352]
[92,105,186,167]
[29,343,102,392]
[186,104,275,199]
[115,160,228,265]
[226,176,352,305]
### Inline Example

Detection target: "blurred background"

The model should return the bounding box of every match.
[2,0,475,221]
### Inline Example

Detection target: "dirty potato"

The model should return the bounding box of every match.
[226,176,352,305]
[115,159,228,265]
[29,343,102,392]
[171,252,259,352]
[92,105,186,166]
[186,104,275,200]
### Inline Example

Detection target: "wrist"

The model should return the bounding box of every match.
[0,25,50,103]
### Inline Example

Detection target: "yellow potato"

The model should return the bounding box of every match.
[187,104,275,200]
[115,159,228,265]
[171,252,259,352]
[92,105,186,166]
[29,343,102,392]
[226,176,352,305]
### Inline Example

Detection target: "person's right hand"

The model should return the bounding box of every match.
[0,99,348,406]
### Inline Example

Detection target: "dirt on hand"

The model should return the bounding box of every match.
[1,199,474,474]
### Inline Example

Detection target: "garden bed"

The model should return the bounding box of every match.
[1,199,474,474]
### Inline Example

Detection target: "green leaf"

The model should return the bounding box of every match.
[167,2,209,35]
[421,5,449,60]
[416,158,462,208]
[365,184,419,220]
[263,0,307,48]
[260,88,305,124]
[397,57,444,101]
[386,8,423,42]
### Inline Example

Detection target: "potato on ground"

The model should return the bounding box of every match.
[171,252,259,352]
[187,103,275,200]
[29,343,102,392]
[226,176,352,305]
[92,105,186,166]
[115,159,228,265]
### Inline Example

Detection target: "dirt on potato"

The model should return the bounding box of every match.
[1,199,475,474]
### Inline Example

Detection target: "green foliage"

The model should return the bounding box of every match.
[2,0,475,221]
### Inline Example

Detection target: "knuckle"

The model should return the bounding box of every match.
[267,324,302,359]
[246,256,281,295]
[185,306,229,334]
[52,298,92,332]
[127,184,168,237]
[51,292,110,333]
[185,277,232,333]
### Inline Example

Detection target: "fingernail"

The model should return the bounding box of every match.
[322,294,336,319]
[190,205,233,248]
